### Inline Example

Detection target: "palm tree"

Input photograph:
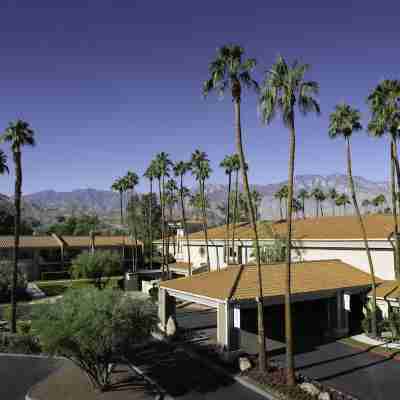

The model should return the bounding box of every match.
[231,154,241,264]
[328,188,338,216]
[336,193,351,215]
[124,171,140,271]
[311,187,323,217]
[292,198,302,219]
[362,199,370,215]
[111,178,125,226]
[274,187,284,219]
[191,150,212,271]
[329,103,378,337]
[220,155,235,265]
[203,44,268,371]
[368,80,400,279]
[297,189,308,219]
[154,152,172,277]
[259,56,320,385]
[252,189,262,221]
[144,161,158,270]
[164,178,179,258]
[0,150,9,175]
[317,190,326,217]
[1,120,35,334]
[174,161,193,275]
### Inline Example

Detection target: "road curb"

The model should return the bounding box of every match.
[0,352,64,359]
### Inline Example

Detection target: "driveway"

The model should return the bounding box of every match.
[0,354,63,400]
[272,341,400,400]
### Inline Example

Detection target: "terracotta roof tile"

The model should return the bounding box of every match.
[161,259,378,301]
[188,215,398,241]
[0,236,60,249]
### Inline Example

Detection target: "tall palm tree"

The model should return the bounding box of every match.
[191,150,212,271]
[220,155,235,265]
[329,103,378,337]
[362,199,370,215]
[336,193,351,215]
[368,80,400,279]
[203,44,268,371]
[311,187,323,217]
[252,189,262,221]
[328,188,338,216]
[259,56,320,385]
[317,190,326,217]
[297,189,308,219]
[274,188,284,220]
[111,178,124,226]
[124,171,140,271]
[164,178,179,258]
[154,152,172,277]
[1,120,35,334]
[144,161,158,270]
[174,161,193,275]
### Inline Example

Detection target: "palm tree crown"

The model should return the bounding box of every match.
[329,104,362,139]
[203,44,258,101]
[0,150,9,174]
[1,120,35,152]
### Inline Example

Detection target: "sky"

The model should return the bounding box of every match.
[0,0,399,195]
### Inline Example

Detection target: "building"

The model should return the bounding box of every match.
[0,234,143,281]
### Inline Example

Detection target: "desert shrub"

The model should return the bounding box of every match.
[0,261,28,302]
[0,332,41,354]
[71,251,122,289]
[32,288,157,391]
[148,283,159,304]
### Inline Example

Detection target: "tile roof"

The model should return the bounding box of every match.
[187,215,398,241]
[61,236,140,248]
[371,281,400,300]
[161,259,377,301]
[0,236,60,249]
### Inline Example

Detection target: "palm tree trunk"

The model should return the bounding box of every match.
[179,175,191,276]
[233,93,267,372]
[162,175,170,277]
[11,151,22,333]
[149,180,153,270]
[320,204,324,217]
[390,140,400,280]
[225,173,232,266]
[315,199,318,217]
[285,117,296,386]
[232,170,239,264]
[279,199,283,220]
[200,180,211,271]
[120,191,123,225]
[158,179,166,276]
[346,137,377,337]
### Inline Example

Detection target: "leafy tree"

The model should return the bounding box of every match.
[329,103,378,337]
[47,214,101,236]
[191,150,212,271]
[32,288,157,392]
[203,44,268,372]
[259,55,320,385]
[0,261,27,303]
[174,161,193,274]
[368,80,400,279]
[1,120,36,334]
[71,251,122,290]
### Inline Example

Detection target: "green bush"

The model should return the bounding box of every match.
[32,288,157,391]
[0,261,28,303]
[71,251,122,290]
[1,303,31,323]
[0,333,41,354]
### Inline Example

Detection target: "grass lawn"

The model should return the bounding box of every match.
[35,276,123,297]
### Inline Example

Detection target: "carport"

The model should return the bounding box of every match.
[159,259,375,353]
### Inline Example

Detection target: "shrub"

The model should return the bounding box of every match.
[32,288,157,391]
[0,333,41,354]
[148,283,159,304]
[0,261,28,302]
[71,251,122,290]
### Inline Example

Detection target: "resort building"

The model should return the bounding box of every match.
[0,234,143,281]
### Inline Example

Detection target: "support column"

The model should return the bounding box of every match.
[158,288,176,331]
[333,291,349,338]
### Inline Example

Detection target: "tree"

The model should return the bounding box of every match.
[368,80,400,279]
[317,189,326,217]
[231,154,242,264]
[174,161,193,274]
[311,187,324,217]
[111,178,125,226]
[372,194,386,213]
[144,161,158,270]
[362,199,371,214]
[47,214,101,236]
[164,178,178,260]
[203,44,268,371]
[220,155,235,265]
[0,261,27,303]
[329,103,378,337]
[32,288,157,392]
[0,150,9,175]
[328,188,338,216]
[154,152,173,277]
[297,189,308,219]
[191,150,212,271]
[71,250,122,290]
[1,120,36,334]
[274,188,284,220]
[291,198,302,218]
[336,193,351,215]
[259,55,320,385]
[252,189,262,221]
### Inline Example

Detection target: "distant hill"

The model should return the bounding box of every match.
[16,174,391,224]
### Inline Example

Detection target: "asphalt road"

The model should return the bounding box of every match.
[0,354,62,400]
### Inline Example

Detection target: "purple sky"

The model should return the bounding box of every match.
[0,0,399,195]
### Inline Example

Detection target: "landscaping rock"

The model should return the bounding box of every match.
[166,316,177,337]
[318,392,331,400]
[239,356,252,371]
[299,382,321,397]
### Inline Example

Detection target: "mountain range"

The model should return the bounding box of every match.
[15,174,390,225]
